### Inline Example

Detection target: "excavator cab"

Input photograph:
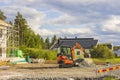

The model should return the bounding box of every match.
[57,46,74,68]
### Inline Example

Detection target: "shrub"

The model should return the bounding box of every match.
[90,45,115,59]
[22,48,57,60]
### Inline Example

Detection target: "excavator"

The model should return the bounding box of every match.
[57,43,92,68]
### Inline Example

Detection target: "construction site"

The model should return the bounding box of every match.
[0,20,120,80]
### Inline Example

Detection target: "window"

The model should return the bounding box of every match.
[77,51,80,55]
[0,29,2,38]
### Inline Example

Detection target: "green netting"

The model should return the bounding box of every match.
[9,49,23,58]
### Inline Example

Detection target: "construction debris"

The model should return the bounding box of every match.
[31,58,45,63]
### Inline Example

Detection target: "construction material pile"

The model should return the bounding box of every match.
[74,58,95,67]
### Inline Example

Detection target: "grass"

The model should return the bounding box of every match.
[45,60,57,64]
[103,77,118,80]
[92,58,120,65]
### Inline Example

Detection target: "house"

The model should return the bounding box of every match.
[51,38,98,58]
[114,49,120,57]
[0,20,12,59]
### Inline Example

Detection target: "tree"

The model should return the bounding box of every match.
[90,44,115,58]
[0,10,6,21]
[14,12,29,47]
[9,21,13,25]
[51,35,57,46]
[14,12,47,50]
[114,46,120,50]
[40,37,46,49]
[25,28,36,48]
[45,37,50,49]
[34,34,42,49]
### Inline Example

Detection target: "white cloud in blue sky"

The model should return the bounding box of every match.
[0,0,120,45]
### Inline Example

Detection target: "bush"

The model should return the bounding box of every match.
[22,48,57,60]
[90,45,115,59]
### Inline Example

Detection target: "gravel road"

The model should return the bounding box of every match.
[0,63,119,80]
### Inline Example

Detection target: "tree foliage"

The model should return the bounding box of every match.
[14,12,28,46]
[90,44,115,59]
[14,12,45,49]
[45,37,50,49]
[9,21,13,25]
[0,10,6,21]
[51,35,57,46]
[114,46,120,50]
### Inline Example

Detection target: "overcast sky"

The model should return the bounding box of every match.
[0,0,120,45]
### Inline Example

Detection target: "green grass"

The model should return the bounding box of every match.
[92,58,120,65]
[103,77,118,80]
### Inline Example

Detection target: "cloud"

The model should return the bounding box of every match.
[1,0,120,45]
[60,28,92,35]
[42,0,120,24]
[101,16,120,33]
[38,27,93,38]
[39,29,54,36]
[1,5,46,34]
[46,14,76,25]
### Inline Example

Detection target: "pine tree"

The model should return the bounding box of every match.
[34,34,42,49]
[0,10,6,21]
[45,37,50,49]
[51,35,57,46]
[14,12,28,47]
[40,37,46,49]
[26,28,35,48]
[14,12,45,49]
[9,21,13,25]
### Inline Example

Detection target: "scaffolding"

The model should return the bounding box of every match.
[7,25,19,57]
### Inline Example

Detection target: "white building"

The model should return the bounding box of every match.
[114,49,120,57]
[0,20,12,59]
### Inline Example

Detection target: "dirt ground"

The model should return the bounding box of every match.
[0,63,119,80]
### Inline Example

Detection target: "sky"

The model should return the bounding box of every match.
[0,0,120,45]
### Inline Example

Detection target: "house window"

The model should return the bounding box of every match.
[0,29,2,38]
[77,51,80,55]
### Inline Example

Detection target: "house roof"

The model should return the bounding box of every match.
[0,20,13,29]
[51,38,98,49]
